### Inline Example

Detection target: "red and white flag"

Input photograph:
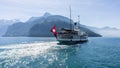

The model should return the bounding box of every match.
[51,25,57,37]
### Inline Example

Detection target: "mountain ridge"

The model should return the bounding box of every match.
[85,25,120,37]
[0,19,20,36]
[3,13,101,37]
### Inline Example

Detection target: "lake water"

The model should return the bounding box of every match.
[0,37,120,68]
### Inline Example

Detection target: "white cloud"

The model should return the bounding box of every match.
[98,30,120,37]
[0,0,120,28]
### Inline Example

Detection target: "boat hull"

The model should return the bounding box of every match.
[57,38,88,44]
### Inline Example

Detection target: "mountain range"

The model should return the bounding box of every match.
[86,26,120,37]
[2,13,120,37]
[0,19,19,36]
[3,13,101,37]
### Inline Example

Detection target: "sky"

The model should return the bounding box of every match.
[0,0,120,28]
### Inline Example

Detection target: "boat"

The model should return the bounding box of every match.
[51,7,88,44]
[51,24,88,44]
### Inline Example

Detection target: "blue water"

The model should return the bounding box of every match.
[0,37,120,68]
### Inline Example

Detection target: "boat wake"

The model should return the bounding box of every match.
[0,41,70,67]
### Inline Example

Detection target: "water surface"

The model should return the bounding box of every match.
[0,37,120,68]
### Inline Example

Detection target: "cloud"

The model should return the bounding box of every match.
[0,0,120,28]
[98,30,120,37]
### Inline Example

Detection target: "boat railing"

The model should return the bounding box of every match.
[57,34,81,39]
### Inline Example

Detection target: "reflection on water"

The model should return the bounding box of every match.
[0,37,120,68]
[0,41,83,68]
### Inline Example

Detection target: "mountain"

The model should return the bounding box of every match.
[0,19,19,36]
[3,13,101,37]
[85,25,120,37]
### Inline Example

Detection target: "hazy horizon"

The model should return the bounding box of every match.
[0,0,120,28]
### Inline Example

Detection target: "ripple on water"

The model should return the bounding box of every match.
[0,41,69,68]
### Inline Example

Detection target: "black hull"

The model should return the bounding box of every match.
[58,40,88,45]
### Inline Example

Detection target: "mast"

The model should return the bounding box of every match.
[69,6,72,30]
[78,15,80,24]
[78,15,81,32]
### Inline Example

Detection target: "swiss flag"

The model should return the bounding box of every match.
[51,25,57,37]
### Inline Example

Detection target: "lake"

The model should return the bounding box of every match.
[0,37,120,68]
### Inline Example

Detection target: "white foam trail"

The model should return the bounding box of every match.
[0,41,70,59]
[0,42,59,59]
[0,41,71,67]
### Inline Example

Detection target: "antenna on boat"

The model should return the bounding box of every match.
[78,15,80,24]
[69,5,72,30]
[78,15,80,23]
